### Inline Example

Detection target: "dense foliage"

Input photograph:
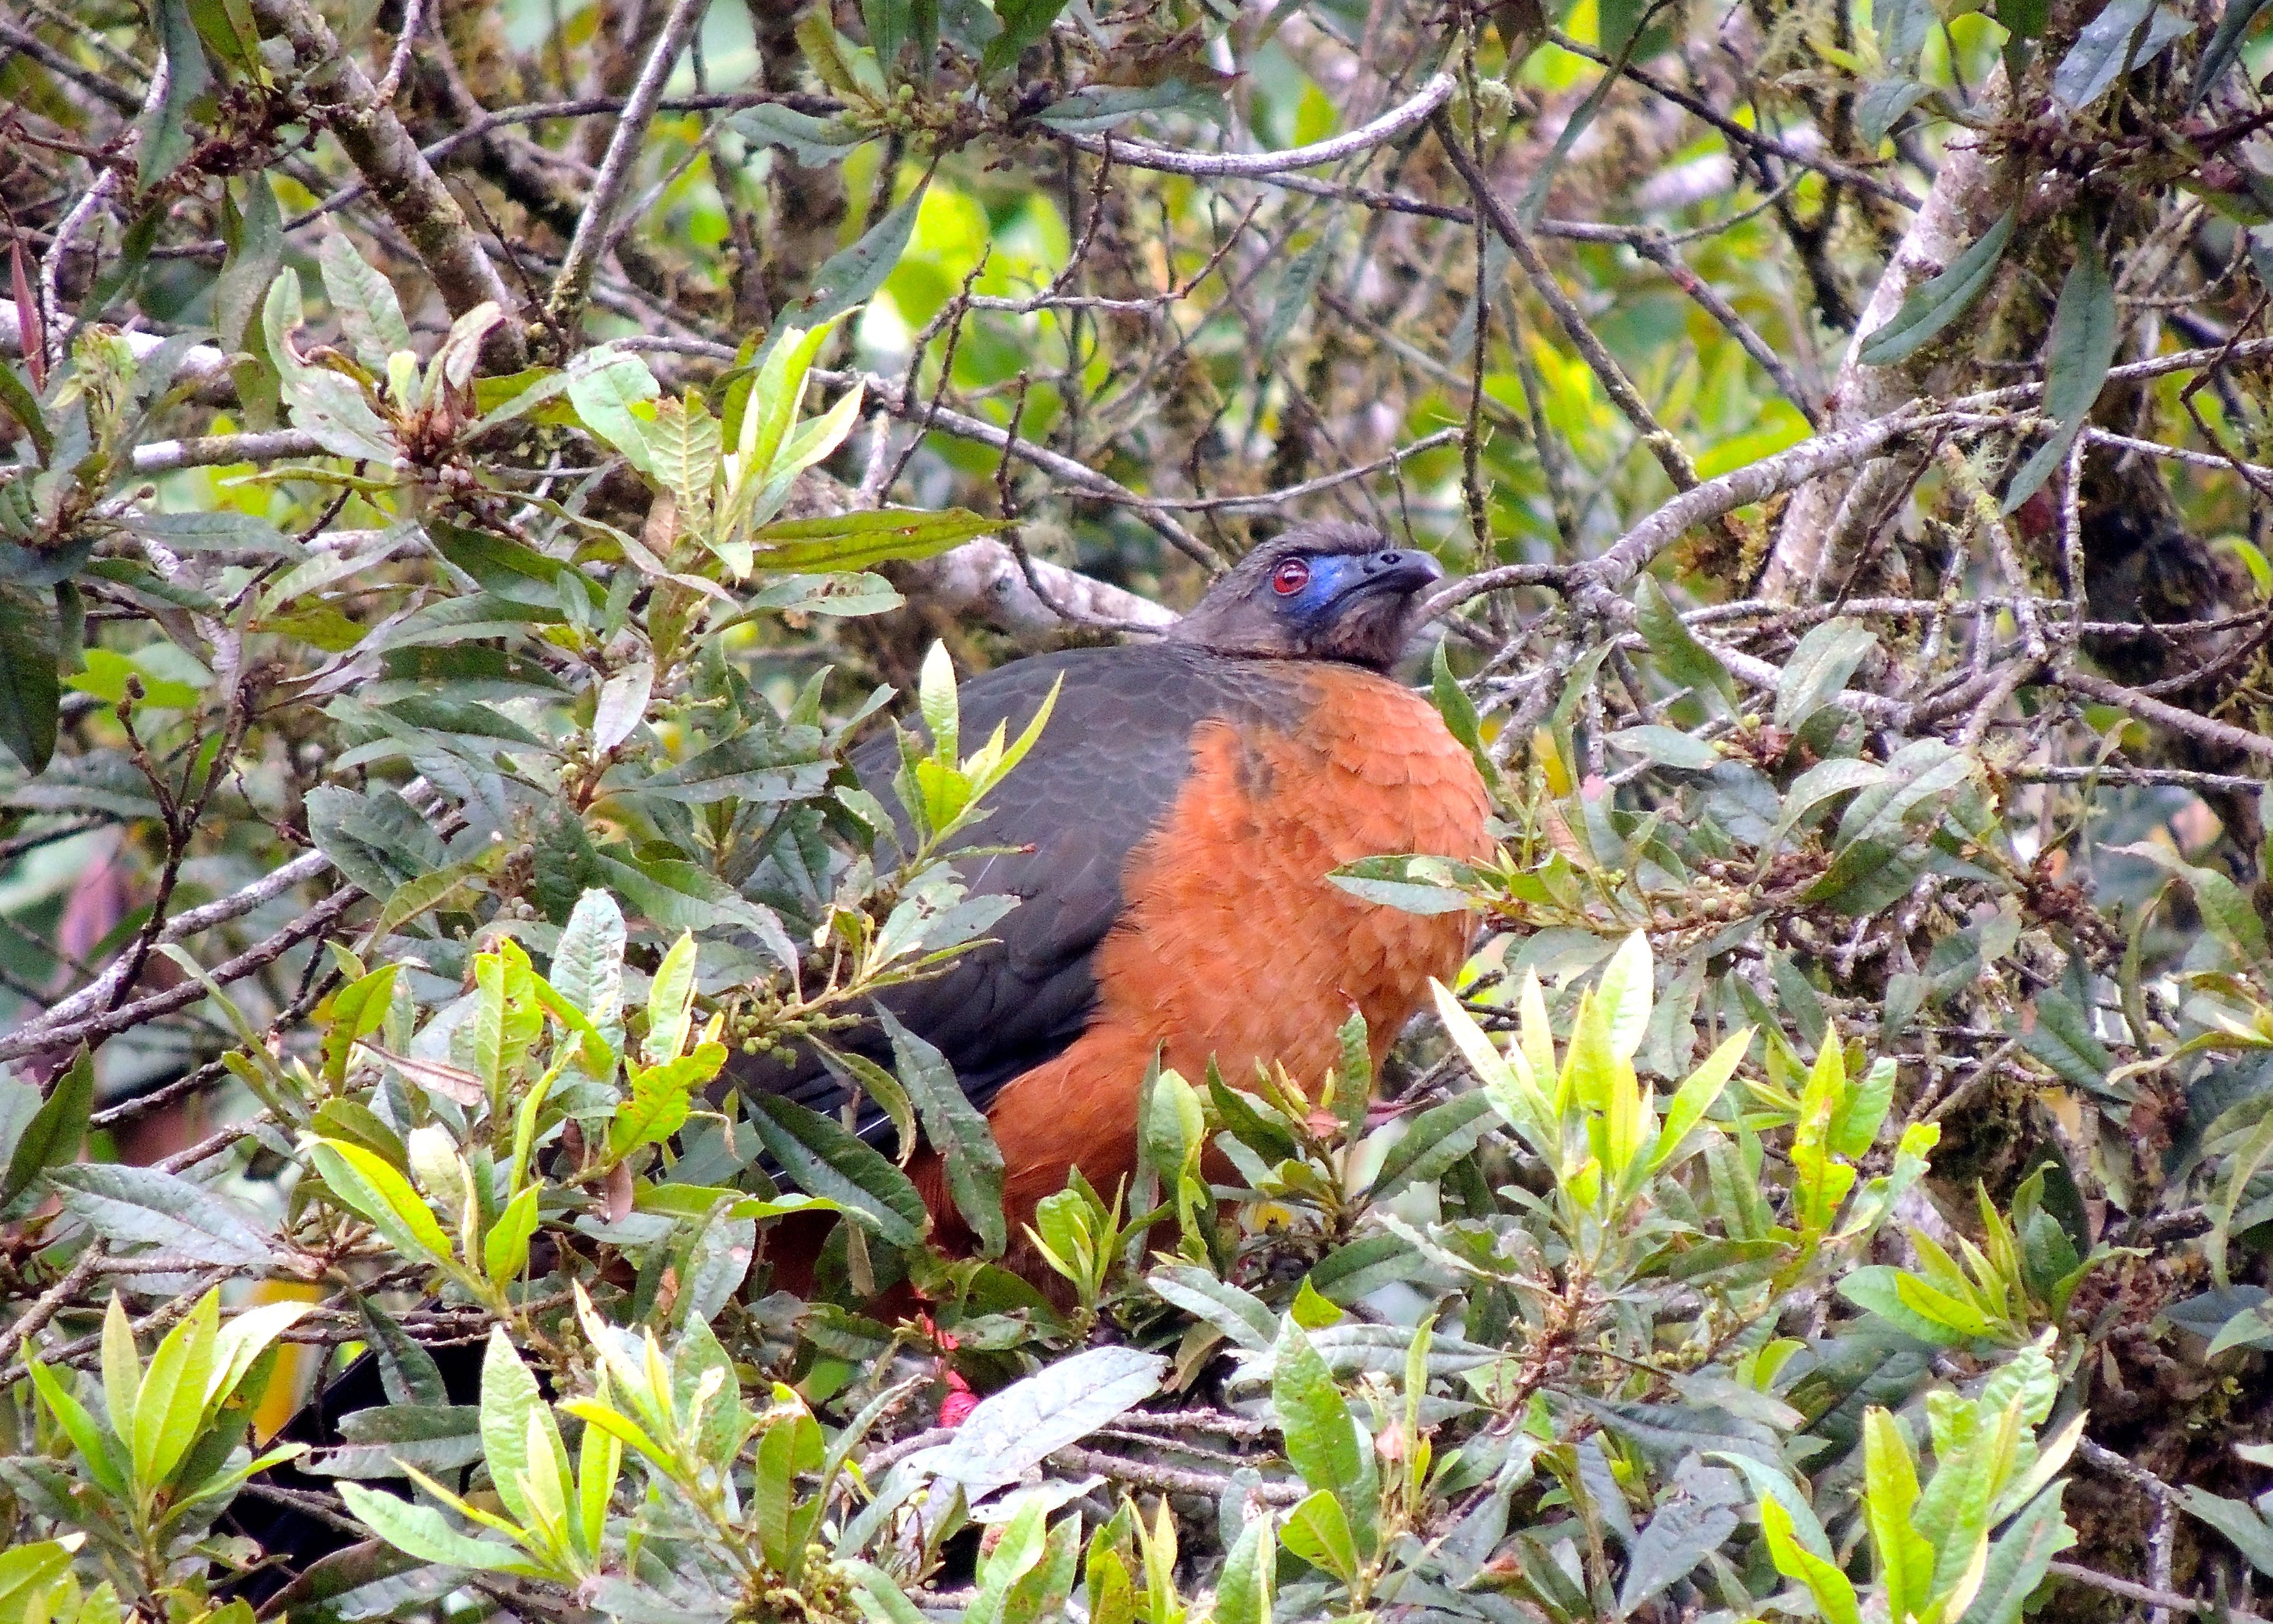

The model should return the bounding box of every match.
[3,0,2273,1619]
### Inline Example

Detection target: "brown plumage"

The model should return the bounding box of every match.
[750,521,1494,1281]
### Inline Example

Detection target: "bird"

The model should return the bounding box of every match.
[751,518,1495,1273]
[220,519,1493,1601]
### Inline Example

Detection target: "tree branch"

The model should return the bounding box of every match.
[543,0,708,333]
[0,883,358,1063]
[1758,68,2015,602]
[248,0,525,370]
[1051,73,1454,178]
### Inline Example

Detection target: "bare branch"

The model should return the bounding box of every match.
[1051,73,1455,178]
[1430,111,1724,515]
[130,430,329,474]
[543,0,709,333]
[0,886,359,1063]
[1759,68,2015,601]
[0,16,142,112]
[891,540,1178,639]
[2060,668,2273,766]
[247,0,525,369]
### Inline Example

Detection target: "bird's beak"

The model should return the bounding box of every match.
[1339,548,1445,600]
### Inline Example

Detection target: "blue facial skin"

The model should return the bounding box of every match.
[1268,549,1444,633]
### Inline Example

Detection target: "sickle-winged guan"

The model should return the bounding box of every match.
[224,520,1492,1601]
[753,519,1493,1269]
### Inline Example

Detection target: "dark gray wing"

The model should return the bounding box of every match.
[733,643,1293,1128]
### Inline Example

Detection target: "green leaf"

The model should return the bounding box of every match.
[2052,0,2185,107]
[88,1303,136,1470]
[2004,242,2121,509]
[1998,0,2050,37]
[48,1163,273,1266]
[795,9,883,101]
[132,1291,218,1489]
[2177,1486,2273,1577]
[1829,1056,1897,1158]
[2043,245,2120,427]
[862,0,929,76]
[813,1046,917,1166]
[1137,1061,1202,1186]
[753,1410,811,1576]
[642,931,698,1066]
[2013,988,2116,1097]
[2192,0,2270,106]
[141,0,213,185]
[2,1048,92,1209]
[1279,1488,1360,1583]
[878,1007,1006,1257]
[27,1359,128,1496]
[208,1297,316,1413]
[795,184,927,328]
[484,1185,541,1287]
[2115,841,2269,966]
[590,850,798,957]
[319,234,413,372]
[309,1139,454,1267]
[639,728,834,806]
[261,271,398,461]
[550,887,627,1037]
[302,1404,482,1480]
[966,1497,1053,1624]
[1858,78,1935,146]
[1959,1483,2074,1624]
[0,583,59,774]
[1862,1409,1935,1620]
[1307,1231,1421,1304]
[1212,1509,1276,1624]
[1708,1452,1836,1560]
[1635,575,1738,714]
[1775,619,1877,729]
[565,349,662,472]
[1839,1265,1972,1345]
[981,0,1073,75]
[2209,1102,2273,1285]
[1648,1027,1752,1172]
[1263,236,1333,353]
[478,1326,564,1534]
[1327,853,1477,915]
[1594,928,1655,1063]
[0,1539,85,1619]
[751,508,1003,571]
[338,1482,537,1573]
[186,0,261,75]
[1146,1264,1277,1351]
[1366,1092,1498,1202]
[1036,76,1227,134]
[1759,1493,1862,1624]
[1607,725,1721,769]
[729,104,876,165]
[1618,1494,1740,1612]
[1857,211,2017,366]
[907,1346,1166,1496]
[1272,1320,1368,1517]
[0,365,50,465]
[749,1095,928,1248]
[847,1562,929,1624]
[213,173,283,358]
[608,1047,716,1158]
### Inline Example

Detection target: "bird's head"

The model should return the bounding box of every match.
[1166,521,1444,671]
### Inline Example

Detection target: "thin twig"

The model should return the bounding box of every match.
[545,0,708,331]
[1050,73,1454,179]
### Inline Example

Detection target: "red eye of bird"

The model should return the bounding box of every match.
[1271,558,1311,596]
